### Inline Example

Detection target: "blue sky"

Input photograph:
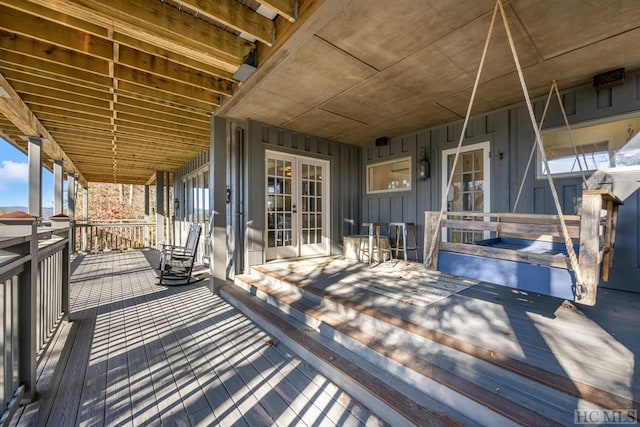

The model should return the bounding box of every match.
[0,137,54,208]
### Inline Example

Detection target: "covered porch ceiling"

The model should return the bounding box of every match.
[1,1,639,187]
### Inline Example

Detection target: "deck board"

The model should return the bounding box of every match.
[253,257,640,407]
[13,251,385,427]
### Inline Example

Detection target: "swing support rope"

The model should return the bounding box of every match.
[425,0,587,298]
[512,81,589,213]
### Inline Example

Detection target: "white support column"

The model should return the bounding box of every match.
[81,186,88,252]
[210,115,228,293]
[27,137,43,219]
[53,159,64,216]
[144,185,150,247]
[67,174,77,218]
[165,172,172,245]
[155,171,165,248]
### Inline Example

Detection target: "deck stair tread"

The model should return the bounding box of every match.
[221,284,467,427]
[232,275,575,426]
[249,258,640,405]
[226,257,640,426]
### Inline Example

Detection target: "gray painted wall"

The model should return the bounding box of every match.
[244,119,362,268]
[363,69,640,292]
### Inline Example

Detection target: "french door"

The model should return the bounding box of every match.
[265,151,330,260]
[441,141,491,243]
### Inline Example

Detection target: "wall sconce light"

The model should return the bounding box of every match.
[418,147,430,180]
[174,198,180,213]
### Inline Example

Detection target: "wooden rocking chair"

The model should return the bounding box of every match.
[159,223,202,285]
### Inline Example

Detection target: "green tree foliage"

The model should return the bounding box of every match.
[75,183,158,220]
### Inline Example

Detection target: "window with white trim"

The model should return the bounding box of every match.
[366,157,412,194]
[539,115,640,178]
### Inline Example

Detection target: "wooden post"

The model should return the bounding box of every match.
[577,192,603,306]
[51,215,71,320]
[424,211,441,270]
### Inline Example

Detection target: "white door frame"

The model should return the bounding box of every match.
[264,150,330,260]
[441,141,491,241]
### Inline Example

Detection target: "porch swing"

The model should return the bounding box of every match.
[423,0,622,306]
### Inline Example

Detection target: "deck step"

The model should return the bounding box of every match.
[225,264,626,426]
[220,284,463,427]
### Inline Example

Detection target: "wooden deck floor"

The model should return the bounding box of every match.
[11,251,386,427]
[253,257,640,407]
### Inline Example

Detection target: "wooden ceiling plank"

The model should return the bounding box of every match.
[0,5,112,60]
[115,109,209,133]
[2,0,108,38]
[114,127,208,147]
[115,92,212,118]
[0,35,110,76]
[115,113,209,137]
[0,55,112,89]
[117,80,215,112]
[12,82,112,110]
[114,33,235,81]
[114,119,209,143]
[116,96,210,124]
[256,0,297,22]
[40,116,114,132]
[4,71,112,101]
[60,141,199,158]
[114,65,224,104]
[0,70,87,187]
[44,126,113,141]
[0,68,111,99]
[22,94,112,118]
[173,0,274,46]
[30,105,112,124]
[117,46,235,97]
[27,0,252,72]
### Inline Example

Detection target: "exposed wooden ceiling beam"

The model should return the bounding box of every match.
[0,55,112,88]
[116,112,208,135]
[114,67,225,105]
[29,105,112,124]
[116,97,209,124]
[173,0,274,46]
[116,81,215,112]
[117,46,235,97]
[113,33,235,81]
[11,82,112,109]
[2,69,112,101]
[256,0,297,22]
[26,0,254,73]
[0,5,113,59]
[1,0,108,37]
[0,34,110,75]
[0,71,88,187]
[21,94,111,118]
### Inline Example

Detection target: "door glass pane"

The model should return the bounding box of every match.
[447,148,485,242]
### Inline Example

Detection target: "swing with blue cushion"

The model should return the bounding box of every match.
[423,0,622,306]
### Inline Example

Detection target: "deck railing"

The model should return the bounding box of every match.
[0,216,70,424]
[74,220,156,253]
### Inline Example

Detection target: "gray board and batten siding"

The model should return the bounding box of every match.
[363,69,640,293]
[244,118,362,268]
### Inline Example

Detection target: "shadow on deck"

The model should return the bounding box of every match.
[11,251,385,427]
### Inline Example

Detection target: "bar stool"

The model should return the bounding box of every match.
[359,222,391,265]
[389,222,418,261]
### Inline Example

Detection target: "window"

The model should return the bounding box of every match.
[540,115,640,178]
[367,157,412,193]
